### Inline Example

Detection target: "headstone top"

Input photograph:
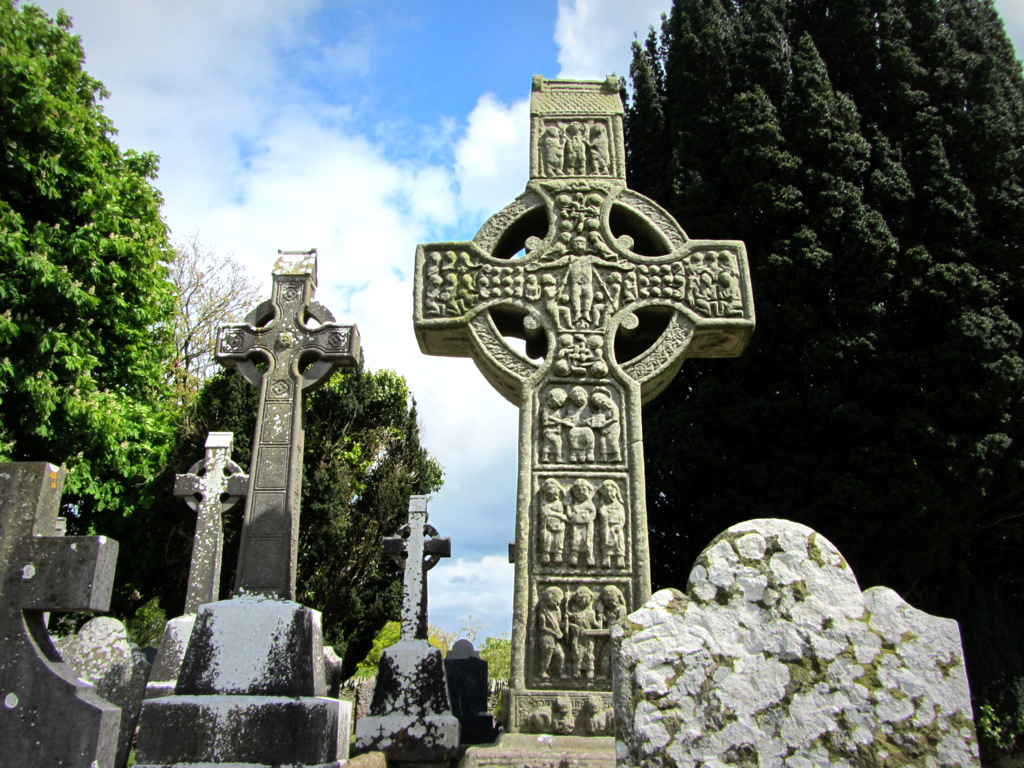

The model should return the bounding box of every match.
[447,639,480,660]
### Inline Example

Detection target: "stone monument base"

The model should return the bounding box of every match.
[507,689,613,736]
[457,733,615,768]
[135,694,350,767]
[355,639,460,763]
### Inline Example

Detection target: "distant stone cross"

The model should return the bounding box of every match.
[413,76,755,732]
[217,250,361,599]
[382,496,450,641]
[174,432,249,613]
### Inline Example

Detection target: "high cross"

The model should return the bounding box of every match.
[413,76,755,732]
[382,496,450,641]
[217,250,361,600]
[174,431,249,613]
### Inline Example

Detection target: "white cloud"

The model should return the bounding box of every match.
[429,556,516,639]
[455,94,531,219]
[555,0,669,80]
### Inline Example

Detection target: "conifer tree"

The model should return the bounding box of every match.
[627,0,1024,755]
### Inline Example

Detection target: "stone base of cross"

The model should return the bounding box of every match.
[413,77,755,734]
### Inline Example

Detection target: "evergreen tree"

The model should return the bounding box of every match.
[0,4,177,519]
[626,0,1024,756]
[132,366,443,678]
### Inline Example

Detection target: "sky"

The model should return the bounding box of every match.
[29,0,1024,642]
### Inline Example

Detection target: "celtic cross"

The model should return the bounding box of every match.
[382,496,451,641]
[173,432,249,613]
[217,250,361,600]
[413,76,755,732]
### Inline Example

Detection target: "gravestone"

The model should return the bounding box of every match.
[146,432,248,700]
[134,252,358,768]
[613,519,981,767]
[413,76,755,732]
[445,639,500,744]
[0,462,121,767]
[55,617,151,768]
[355,496,460,764]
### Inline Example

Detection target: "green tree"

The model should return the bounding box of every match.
[626,0,1024,759]
[136,366,442,678]
[0,4,176,521]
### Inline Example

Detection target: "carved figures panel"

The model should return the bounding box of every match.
[534,476,629,573]
[516,691,614,737]
[530,581,629,691]
[536,384,624,466]
[535,118,617,179]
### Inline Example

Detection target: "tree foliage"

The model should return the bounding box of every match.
[132,365,443,678]
[0,2,176,517]
[166,234,263,400]
[626,0,1024,756]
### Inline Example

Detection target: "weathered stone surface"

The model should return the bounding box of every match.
[446,639,500,745]
[55,616,151,768]
[176,596,327,696]
[0,461,121,768]
[355,497,459,762]
[412,76,755,732]
[216,250,361,600]
[173,431,248,614]
[457,733,615,767]
[144,613,195,699]
[613,518,980,767]
[135,695,349,766]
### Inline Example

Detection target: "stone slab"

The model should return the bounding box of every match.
[176,596,326,696]
[55,616,151,768]
[145,613,195,699]
[613,518,981,767]
[457,733,615,767]
[135,694,350,766]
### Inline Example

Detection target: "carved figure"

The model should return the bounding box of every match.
[426,251,444,315]
[596,585,628,677]
[581,695,613,735]
[564,122,588,175]
[541,125,565,177]
[524,696,573,735]
[567,587,600,679]
[537,586,566,680]
[566,479,597,567]
[565,387,595,464]
[539,479,568,565]
[589,388,621,462]
[597,480,626,569]
[588,123,610,175]
[540,389,569,464]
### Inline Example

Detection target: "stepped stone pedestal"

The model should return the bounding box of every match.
[135,597,350,767]
[457,733,615,768]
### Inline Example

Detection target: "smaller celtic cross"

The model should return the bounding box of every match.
[382,496,451,641]
[174,432,249,613]
[217,250,361,599]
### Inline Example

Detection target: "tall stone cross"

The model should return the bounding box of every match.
[382,496,451,641]
[174,432,249,613]
[217,250,361,599]
[413,76,755,732]
[0,462,121,765]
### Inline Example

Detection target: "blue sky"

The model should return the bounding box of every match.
[30,0,1024,642]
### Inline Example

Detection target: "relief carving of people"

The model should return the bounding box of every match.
[565,387,595,464]
[538,478,568,565]
[564,122,588,175]
[537,586,566,680]
[541,125,565,177]
[540,390,569,464]
[595,585,627,678]
[597,480,626,569]
[588,388,621,462]
[566,478,597,567]
[588,123,610,175]
[566,586,600,679]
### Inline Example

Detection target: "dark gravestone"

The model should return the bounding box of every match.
[445,639,500,745]
[135,252,357,768]
[0,462,121,767]
[355,496,460,764]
